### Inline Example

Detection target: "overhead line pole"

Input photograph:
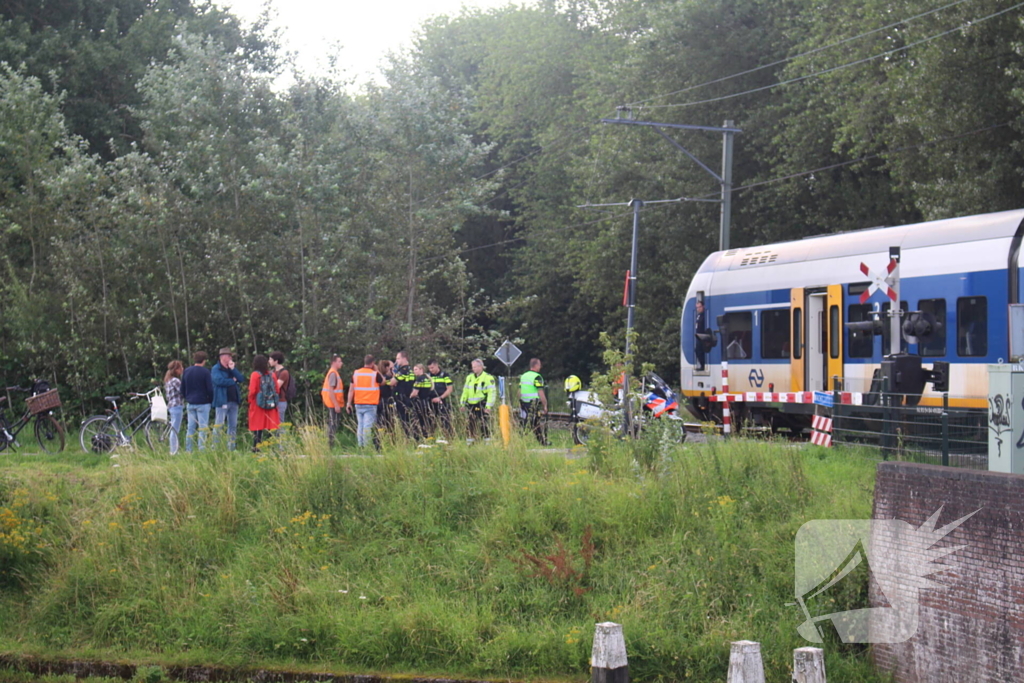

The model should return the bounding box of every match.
[579,195,689,434]
[600,111,741,250]
[583,110,740,432]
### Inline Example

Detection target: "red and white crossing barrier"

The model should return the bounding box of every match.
[810,415,833,447]
[708,391,863,405]
[721,362,731,435]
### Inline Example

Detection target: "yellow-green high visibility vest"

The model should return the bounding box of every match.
[519,370,545,402]
[461,371,496,408]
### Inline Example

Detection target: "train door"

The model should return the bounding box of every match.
[796,286,843,392]
[806,290,827,391]
[825,285,844,389]
[790,288,804,392]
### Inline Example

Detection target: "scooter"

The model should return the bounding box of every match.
[566,372,686,446]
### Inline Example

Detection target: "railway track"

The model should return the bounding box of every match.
[545,412,708,434]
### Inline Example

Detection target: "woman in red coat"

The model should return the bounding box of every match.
[248,354,280,451]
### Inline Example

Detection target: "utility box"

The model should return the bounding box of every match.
[987,364,1024,474]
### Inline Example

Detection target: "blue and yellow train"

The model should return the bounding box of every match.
[679,209,1024,428]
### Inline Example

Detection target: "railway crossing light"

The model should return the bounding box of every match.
[846,315,884,341]
[902,311,943,345]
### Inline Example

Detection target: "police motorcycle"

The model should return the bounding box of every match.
[565,372,686,446]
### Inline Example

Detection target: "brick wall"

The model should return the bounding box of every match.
[871,462,1024,681]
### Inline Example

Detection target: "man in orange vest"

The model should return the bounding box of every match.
[347,354,382,449]
[321,354,345,448]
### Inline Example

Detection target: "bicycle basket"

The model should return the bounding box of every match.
[26,389,61,414]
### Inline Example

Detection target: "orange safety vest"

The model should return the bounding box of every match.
[351,367,381,405]
[321,367,344,408]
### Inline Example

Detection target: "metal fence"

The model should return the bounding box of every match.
[830,391,987,469]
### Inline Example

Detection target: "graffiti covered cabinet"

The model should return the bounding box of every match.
[987,364,1024,473]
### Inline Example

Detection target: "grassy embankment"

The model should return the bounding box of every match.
[0,422,882,682]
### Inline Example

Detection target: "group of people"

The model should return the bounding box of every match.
[163,348,295,453]
[322,352,551,449]
[158,347,550,453]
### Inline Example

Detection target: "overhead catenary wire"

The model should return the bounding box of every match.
[421,209,635,263]
[439,121,1012,260]
[420,2,1020,260]
[418,1,999,209]
[730,121,1012,195]
[623,0,980,108]
[641,0,1024,110]
[410,118,606,211]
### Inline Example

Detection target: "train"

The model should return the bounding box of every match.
[678,208,1024,431]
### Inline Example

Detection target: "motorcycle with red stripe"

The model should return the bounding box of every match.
[567,372,686,446]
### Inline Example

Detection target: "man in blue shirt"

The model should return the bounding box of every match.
[180,350,214,452]
[212,347,246,450]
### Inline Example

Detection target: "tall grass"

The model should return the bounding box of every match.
[0,427,882,682]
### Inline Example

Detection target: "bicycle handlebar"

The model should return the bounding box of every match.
[5,386,28,393]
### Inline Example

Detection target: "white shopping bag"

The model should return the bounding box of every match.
[150,393,168,423]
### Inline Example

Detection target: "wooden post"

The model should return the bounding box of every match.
[727,640,764,683]
[591,622,628,683]
[792,647,826,683]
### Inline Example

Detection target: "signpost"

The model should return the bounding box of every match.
[494,340,522,371]
[493,340,522,445]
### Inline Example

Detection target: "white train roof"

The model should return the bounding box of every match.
[699,209,1024,274]
[691,209,1024,295]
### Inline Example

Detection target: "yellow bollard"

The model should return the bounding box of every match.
[499,403,512,446]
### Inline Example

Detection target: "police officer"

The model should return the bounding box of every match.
[410,363,434,439]
[460,358,496,442]
[428,359,453,437]
[389,351,416,437]
[519,358,549,445]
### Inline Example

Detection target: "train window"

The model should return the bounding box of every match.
[918,299,946,357]
[761,309,790,359]
[881,301,908,355]
[793,308,802,359]
[829,306,840,358]
[847,304,874,358]
[722,312,752,359]
[848,282,871,297]
[957,297,987,357]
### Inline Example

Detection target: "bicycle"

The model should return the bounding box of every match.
[0,384,66,454]
[79,388,169,454]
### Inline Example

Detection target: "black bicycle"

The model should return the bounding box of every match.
[0,385,66,454]
[79,388,167,454]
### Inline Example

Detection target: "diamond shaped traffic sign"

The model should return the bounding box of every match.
[494,340,522,368]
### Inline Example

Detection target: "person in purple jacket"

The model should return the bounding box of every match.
[181,350,214,452]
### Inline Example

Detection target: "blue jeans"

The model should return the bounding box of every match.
[355,404,377,447]
[168,405,184,455]
[185,403,211,452]
[214,402,240,450]
[277,401,288,426]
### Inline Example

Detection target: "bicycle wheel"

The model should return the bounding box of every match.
[0,415,12,452]
[80,415,117,454]
[144,418,170,451]
[34,414,65,453]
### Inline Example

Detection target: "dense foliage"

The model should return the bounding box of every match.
[2,0,1024,415]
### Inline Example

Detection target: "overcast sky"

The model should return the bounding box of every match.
[217,0,525,86]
